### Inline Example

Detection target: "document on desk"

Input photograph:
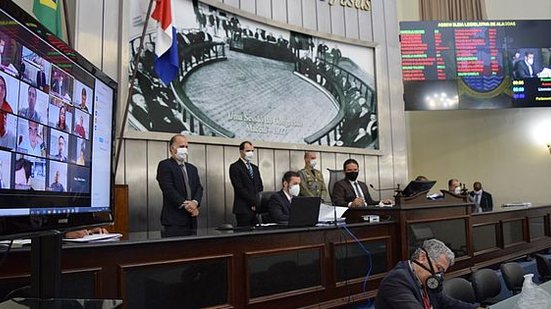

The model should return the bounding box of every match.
[63,233,122,243]
[318,204,348,222]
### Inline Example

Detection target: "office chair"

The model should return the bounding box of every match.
[500,262,526,294]
[471,268,502,306]
[327,168,344,201]
[255,191,277,224]
[443,277,476,303]
[535,254,551,282]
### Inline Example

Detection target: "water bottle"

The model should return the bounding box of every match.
[516,273,551,309]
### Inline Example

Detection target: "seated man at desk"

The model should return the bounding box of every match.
[268,171,301,223]
[331,158,379,207]
[448,178,462,194]
[375,238,480,309]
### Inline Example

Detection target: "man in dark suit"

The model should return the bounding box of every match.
[268,171,301,223]
[375,239,478,309]
[332,158,391,207]
[156,134,203,237]
[229,141,264,227]
[515,51,535,78]
[469,181,493,213]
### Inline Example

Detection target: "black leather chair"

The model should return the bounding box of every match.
[327,169,344,202]
[471,268,502,306]
[535,254,551,282]
[500,262,526,294]
[443,277,476,303]
[255,191,277,224]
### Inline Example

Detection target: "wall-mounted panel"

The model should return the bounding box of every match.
[272,0,288,23]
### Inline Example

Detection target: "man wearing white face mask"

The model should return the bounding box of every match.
[298,151,327,201]
[229,141,264,227]
[156,134,203,237]
[448,178,463,195]
[268,171,301,224]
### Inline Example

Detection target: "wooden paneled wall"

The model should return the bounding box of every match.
[16,0,407,232]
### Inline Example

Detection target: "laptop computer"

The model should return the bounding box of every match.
[287,196,322,227]
[402,180,436,197]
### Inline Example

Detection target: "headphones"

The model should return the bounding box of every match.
[412,248,444,293]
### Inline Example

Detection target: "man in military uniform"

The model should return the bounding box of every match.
[298,151,328,201]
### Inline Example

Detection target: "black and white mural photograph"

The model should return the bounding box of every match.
[128,0,378,149]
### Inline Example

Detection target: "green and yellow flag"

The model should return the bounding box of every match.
[32,0,64,39]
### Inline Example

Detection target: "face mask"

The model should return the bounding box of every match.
[244,150,254,161]
[345,171,359,181]
[288,184,300,196]
[474,189,482,195]
[454,187,461,194]
[412,248,445,293]
[310,159,317,169]
[175,147,188,161]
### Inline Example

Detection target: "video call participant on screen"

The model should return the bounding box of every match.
[19,85,41,122]
[0,111,15,149]
[229,141,264,227]
[56,105,67,131]
[268,171,301,223]
[14,156,31,189]
[22,120,44,157]
[0,75,13,113]
[76,140,86,166]
[79,88,88,112]
[156,134,203,237]
[50,170,64,192]
[332,158,389,207]
[36,58,47,91]
[374,239,480,309]
[53,135,66,162]
[74,115,86,138]
[515,51,535,78]
[298,151,327,200]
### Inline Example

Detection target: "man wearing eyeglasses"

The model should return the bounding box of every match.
[375,239,480,309]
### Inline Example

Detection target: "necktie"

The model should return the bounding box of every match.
[180,163,191,200]
[353,182,364,198]
[246,161,253,179]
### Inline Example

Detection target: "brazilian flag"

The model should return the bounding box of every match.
[32,0,64,39]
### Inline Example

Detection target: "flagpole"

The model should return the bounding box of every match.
[61,0,72,47]
[114,0,155,176]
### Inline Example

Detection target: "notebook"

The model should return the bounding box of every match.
[287,196,322,227]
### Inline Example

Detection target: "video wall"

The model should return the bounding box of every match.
[0,13,99,208]
[400,20,551,110]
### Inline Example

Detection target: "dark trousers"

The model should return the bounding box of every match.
[235,213,257,227]
[162,224,196,238]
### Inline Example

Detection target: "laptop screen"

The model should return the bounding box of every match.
[288,196,321,227]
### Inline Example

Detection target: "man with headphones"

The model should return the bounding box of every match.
[375,239,481,309]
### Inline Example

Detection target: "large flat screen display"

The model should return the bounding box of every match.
[0,1,117,239]
[400,20,551,110]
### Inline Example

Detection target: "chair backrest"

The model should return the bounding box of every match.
[500,262,526,294]
[443,277,476,304]
[535,254,551,282]
[327,169,344,200]
[256,191,277,223]
[471,268,501,305]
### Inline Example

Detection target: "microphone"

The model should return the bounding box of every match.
[369,184,396,191]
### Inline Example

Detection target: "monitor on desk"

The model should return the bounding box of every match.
[287,196,321,227]
[402,180,436,197]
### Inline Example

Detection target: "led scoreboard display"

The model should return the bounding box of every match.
[400,20,551,110]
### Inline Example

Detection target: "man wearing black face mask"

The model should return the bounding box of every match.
[375,239,479,309]
[331,158,378,207]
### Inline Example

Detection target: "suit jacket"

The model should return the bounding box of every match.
[268,190,291,223]
[374,261,476,309]
[156,158,203,227]
[229,159,263,215]
[469,190,493,212]
[515,60,534,78]
[331,178,377,206]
